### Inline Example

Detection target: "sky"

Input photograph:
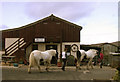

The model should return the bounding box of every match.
[0,0,119,44]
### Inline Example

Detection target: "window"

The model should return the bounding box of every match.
[65,45,71,52]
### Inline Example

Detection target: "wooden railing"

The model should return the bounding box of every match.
[5,38,26,56]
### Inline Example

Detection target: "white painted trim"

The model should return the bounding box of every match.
[5,38,19,48]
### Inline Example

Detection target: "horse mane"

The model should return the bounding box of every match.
[88,49,96,51]
[88,49,98,53]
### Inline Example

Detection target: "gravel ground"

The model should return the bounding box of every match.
[1,65,116,81]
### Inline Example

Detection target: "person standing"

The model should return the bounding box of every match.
[61,48,67,71]
[99,51,104,68]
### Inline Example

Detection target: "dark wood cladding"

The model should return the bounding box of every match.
[2,15,82,46]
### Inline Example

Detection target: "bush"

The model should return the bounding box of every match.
[67,55,75,66]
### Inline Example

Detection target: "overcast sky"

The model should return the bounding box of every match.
[0,0,119,44]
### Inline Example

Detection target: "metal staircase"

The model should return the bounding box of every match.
[5,38,26,56]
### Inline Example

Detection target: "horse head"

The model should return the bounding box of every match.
[89,49,98,56]
[53,50,58,60]
[48,49,58,59]
[51,49,59,61]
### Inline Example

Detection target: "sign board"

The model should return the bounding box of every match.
[34,38,45,42]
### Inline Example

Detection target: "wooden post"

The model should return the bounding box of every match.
[60,28,63,62]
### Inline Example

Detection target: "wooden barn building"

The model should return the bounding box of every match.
[1,14,82,63]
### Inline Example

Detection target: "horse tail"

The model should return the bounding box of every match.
[29,52,37,66]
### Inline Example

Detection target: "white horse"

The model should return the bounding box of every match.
[28,49,57,73]
[76,49,98,70]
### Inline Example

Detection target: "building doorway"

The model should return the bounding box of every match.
[46,45,57,64]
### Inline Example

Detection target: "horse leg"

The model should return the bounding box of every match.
[44,61,48,72]
[76,60,79,71]
[38,65,42,73]
[76,60,81,71]
[87,59,90,70]
[87,58,92,70]
[28,65,32,74]
[44,61,47,71]
[37,61,42,73]
[45,62,49,72]
[79,60,81,70]
[90,59,94,69]
[46,61,50,72]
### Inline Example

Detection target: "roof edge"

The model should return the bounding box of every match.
[2,14,82,32]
